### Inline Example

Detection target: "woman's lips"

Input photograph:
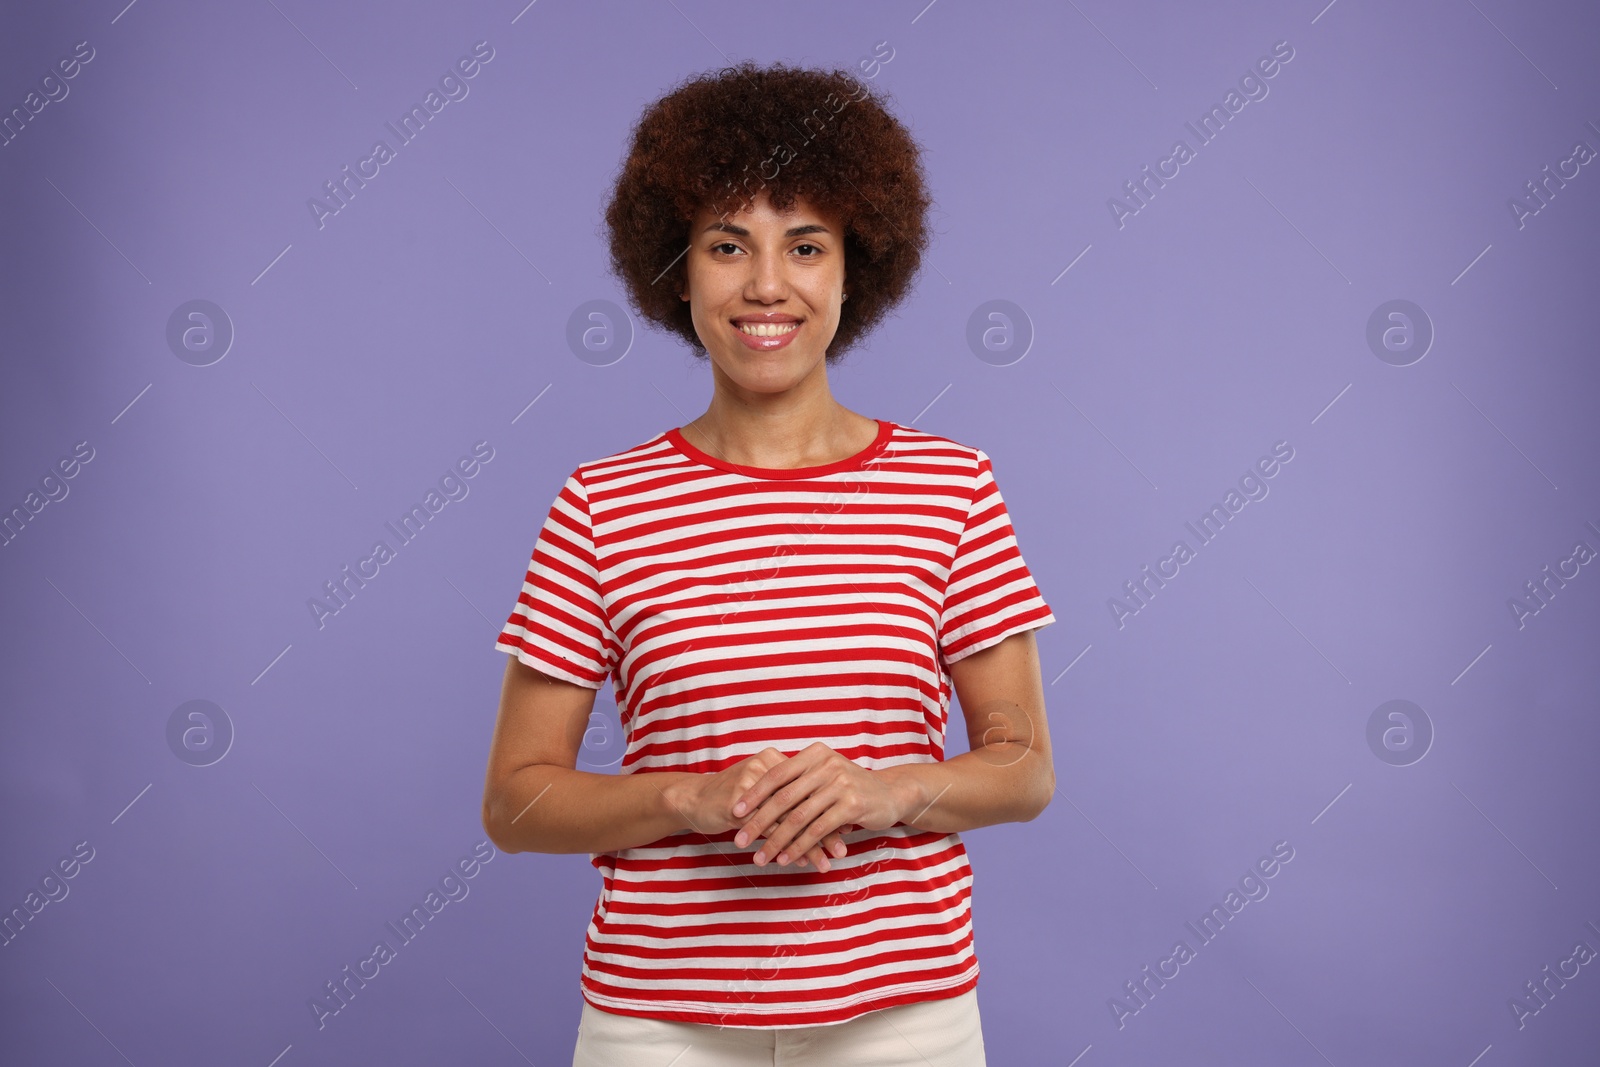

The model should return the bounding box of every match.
[732,319,801,351]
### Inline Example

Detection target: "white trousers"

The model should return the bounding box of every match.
[571,987,988,1066]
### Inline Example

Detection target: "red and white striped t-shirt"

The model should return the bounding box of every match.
[494,418,1055,1028]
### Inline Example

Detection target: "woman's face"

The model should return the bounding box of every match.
[680,189,846,396]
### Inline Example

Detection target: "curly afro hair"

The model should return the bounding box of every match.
[602,60,932,364]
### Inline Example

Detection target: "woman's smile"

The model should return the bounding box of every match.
[731,318,802,350]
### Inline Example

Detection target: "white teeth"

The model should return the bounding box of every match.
[736,322,799,337]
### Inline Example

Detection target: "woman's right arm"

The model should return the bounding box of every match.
[481,656,698,855]
[481,657,845,869]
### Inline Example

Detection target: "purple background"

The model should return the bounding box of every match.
[3,0,1598,1063]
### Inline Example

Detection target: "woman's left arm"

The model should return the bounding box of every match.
[879,626,1055,833]
[730,628,1054,866]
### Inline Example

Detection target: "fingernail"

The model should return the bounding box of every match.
[776,852,789,864]
[735,831,747,847]
[734,801,746,815]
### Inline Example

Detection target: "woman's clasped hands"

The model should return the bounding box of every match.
[683,742,907,874]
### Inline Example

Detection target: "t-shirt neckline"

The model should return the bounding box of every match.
[665,419,894,479]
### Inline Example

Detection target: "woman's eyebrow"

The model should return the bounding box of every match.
[702,221,832,237]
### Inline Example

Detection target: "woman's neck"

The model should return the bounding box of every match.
[681,402,878,469]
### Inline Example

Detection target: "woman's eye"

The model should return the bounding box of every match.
[709,241,823,256]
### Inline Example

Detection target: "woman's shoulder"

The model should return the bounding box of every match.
[563,428,680,485]
[884,420,980,454]
[876,421,992,474]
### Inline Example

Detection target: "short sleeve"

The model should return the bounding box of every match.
[937,449,1057,665]
[494,469,618,688]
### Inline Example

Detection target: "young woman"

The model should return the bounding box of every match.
[482,60,1056,1067]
